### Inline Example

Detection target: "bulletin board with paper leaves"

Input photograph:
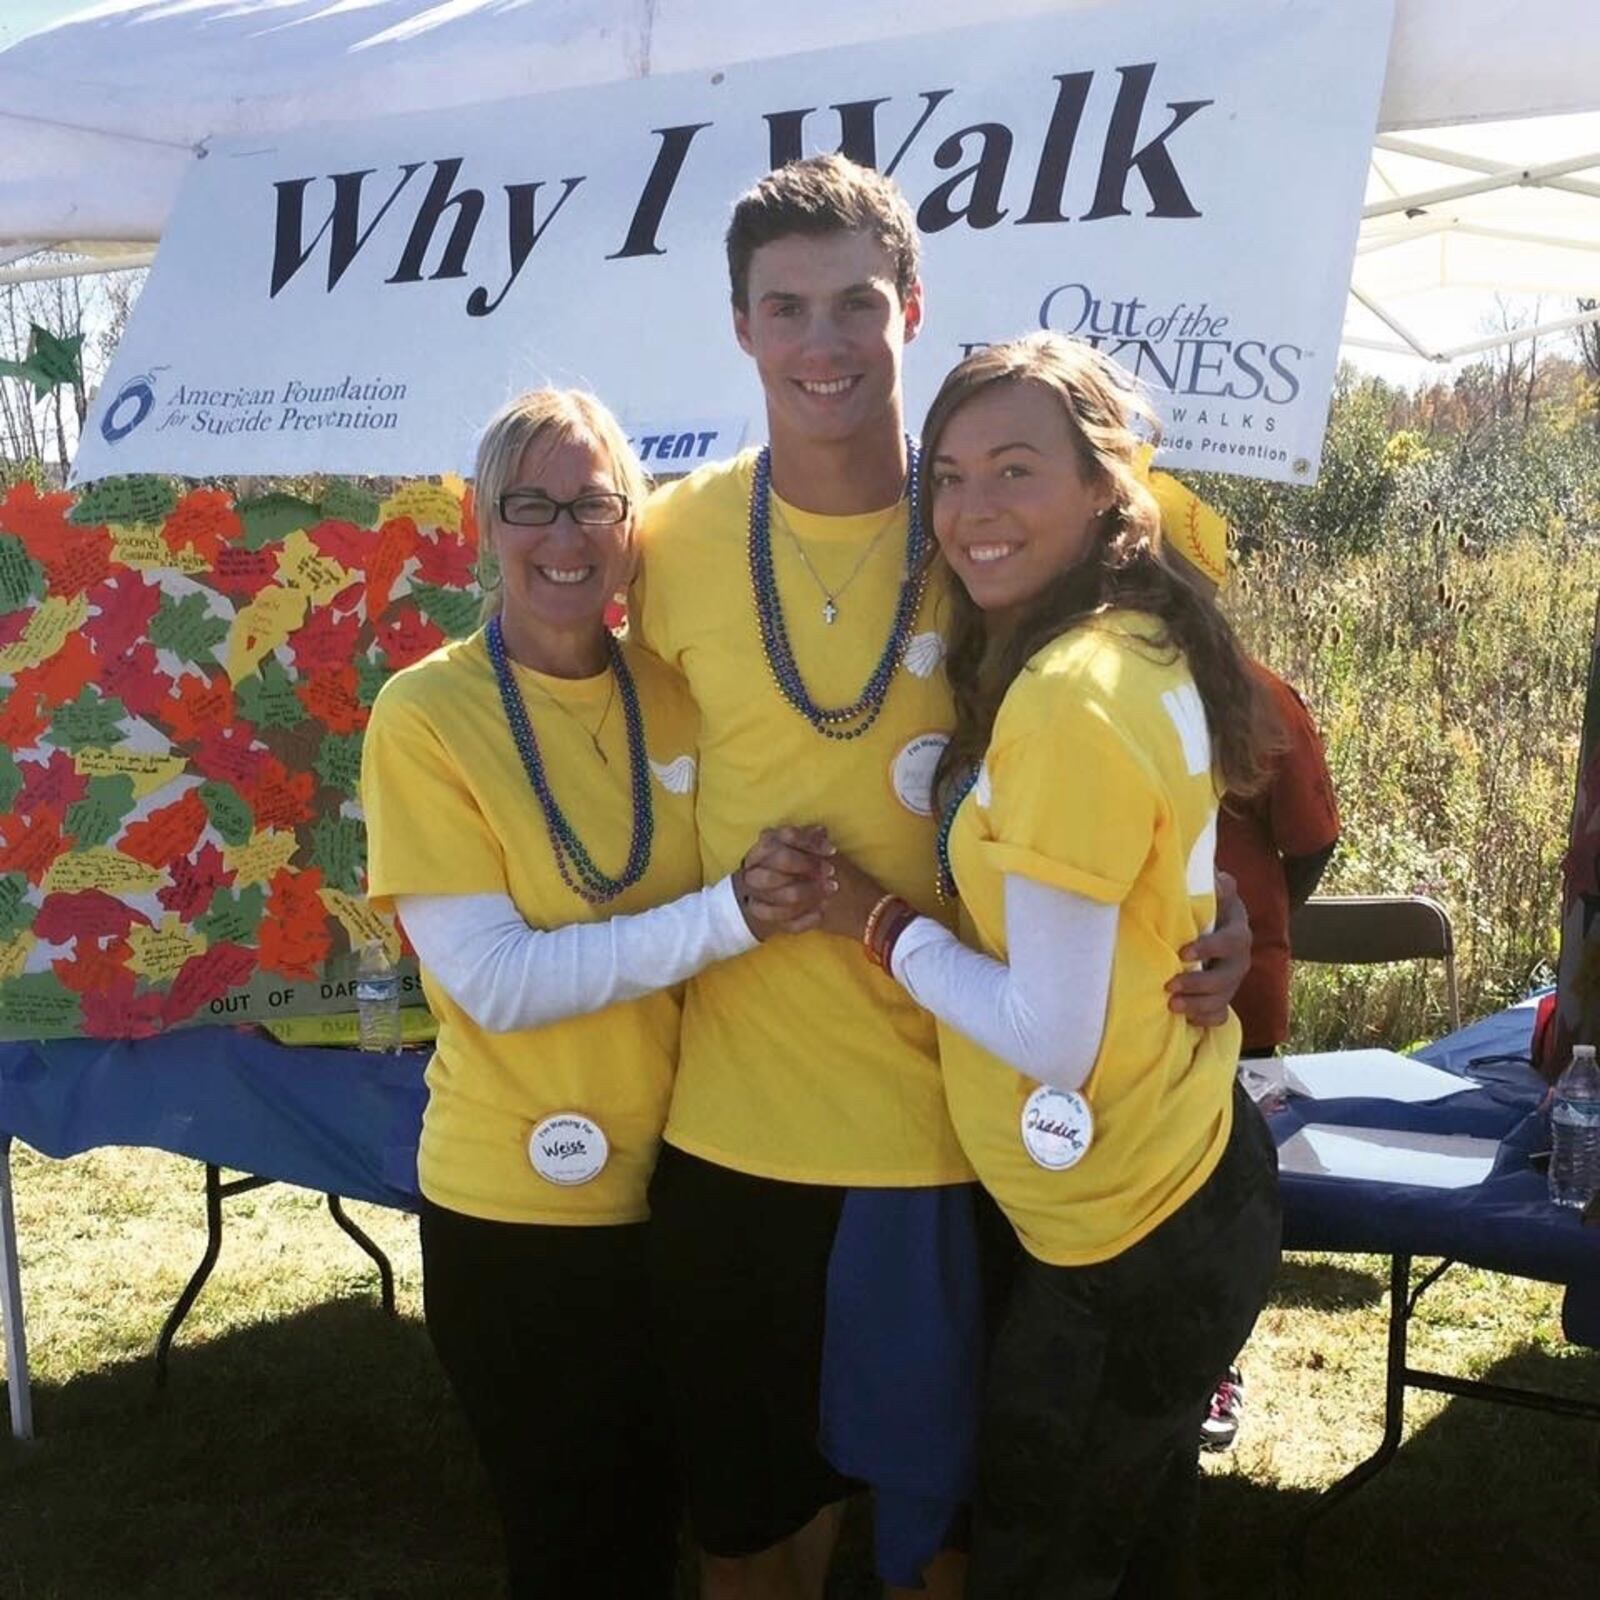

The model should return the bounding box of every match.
[0,473,481,1039]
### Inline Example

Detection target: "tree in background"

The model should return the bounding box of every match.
[0,259,146,484]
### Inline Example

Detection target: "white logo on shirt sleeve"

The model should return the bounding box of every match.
[1161,683,1212,777]
[649,754,697,794]
[903,632,947,679]
[974,760,993,809]
[1186,808,1218,896]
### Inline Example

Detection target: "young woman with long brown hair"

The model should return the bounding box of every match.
[813,333,1283,1598]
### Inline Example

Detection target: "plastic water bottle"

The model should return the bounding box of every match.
[1549,1043,1600,1209]
[355,940,403,1054]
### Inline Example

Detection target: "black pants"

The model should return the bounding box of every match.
[419,1201,680,1599]
[968,1085,1282,1600]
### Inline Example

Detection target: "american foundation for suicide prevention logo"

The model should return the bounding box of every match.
[100,371,159,444]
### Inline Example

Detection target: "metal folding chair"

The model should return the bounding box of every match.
[1289,893,1461,1034]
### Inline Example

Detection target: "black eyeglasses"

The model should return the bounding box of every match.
[496,489,631,527]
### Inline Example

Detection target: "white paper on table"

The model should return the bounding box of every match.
[1277,1124,1500,1189]
[1281,1049,1482,1103]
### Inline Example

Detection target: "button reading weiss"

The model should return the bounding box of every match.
[527,1112,609,1185]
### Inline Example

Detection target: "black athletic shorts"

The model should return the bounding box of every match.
[646,1143,858,1556]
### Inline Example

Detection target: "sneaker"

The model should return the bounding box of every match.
[1200,1365,1245,1452]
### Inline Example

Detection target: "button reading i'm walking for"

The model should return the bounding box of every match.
[1020,1085,1094,1171]
[528,1112,609,1185]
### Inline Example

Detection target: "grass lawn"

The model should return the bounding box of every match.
[3,1141,1598,1599]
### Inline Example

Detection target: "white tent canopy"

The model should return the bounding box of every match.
[2,0,1600,360]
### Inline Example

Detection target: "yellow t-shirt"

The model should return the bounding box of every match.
[940,612,1240,1264]
[636,451,972,1185]
[360,630,702,1224]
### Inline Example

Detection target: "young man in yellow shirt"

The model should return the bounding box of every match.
[636,155,1249,1600]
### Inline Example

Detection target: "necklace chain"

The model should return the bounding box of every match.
[523,671,616,765]
[774,500,902,626]
[485,616,654,904]
[748,437,931,741]
[936,763,981,901]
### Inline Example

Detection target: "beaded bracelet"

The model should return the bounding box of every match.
[875,902,920,975]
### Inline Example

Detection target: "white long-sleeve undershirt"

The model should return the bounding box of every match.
[395,876,756,1034]
[891,875,1119,1090]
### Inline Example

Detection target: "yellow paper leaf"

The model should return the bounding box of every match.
[276,528,351,605]
[0,931,36,982]
[0,593,89,673]
[379,480,463,534]
[225,585,309,684]
[73,748,188,800]
[319,888,403,961]
[109,526,210,574]
[42,848,163,894]
[126,912,206,984]
[223,828,300,888]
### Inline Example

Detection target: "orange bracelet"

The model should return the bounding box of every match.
[861,893,898,958]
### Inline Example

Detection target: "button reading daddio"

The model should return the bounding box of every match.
[1020,1085,1094,1171]
[527,1112,609,1186]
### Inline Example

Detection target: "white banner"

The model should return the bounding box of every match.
[74,0,1393,486]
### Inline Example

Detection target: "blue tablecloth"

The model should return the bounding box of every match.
[1272,995,1600,1346]
[0,1027,427,1209]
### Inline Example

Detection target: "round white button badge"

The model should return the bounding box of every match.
[1020,1085,1094,1171]
[891,732,950,817]
[527,1112,609,1186]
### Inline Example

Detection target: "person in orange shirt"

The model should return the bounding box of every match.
[1151,471,1340,1452]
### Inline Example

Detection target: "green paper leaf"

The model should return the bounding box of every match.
[149,591,229,667]
[236,493,321,551]
[409,580,481,640]
[319,482,380,527]
[65,774,138,849]
[0,324,84,398]
[0,533,45,610]
[0,873,34,941]
[0,970,81,1032]
[46,687,128,753]
[67,474,178,527]
[196,882,266,946]
[355,656,393,708]
[0,747,22,815]
[198,781,255,846]
[310,814,365,893]
[314,732,364,797]
[235,655,306,731]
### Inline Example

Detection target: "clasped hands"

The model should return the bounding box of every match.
[733,827,1252,1026]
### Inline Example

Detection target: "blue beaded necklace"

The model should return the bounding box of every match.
[485,615,654,905]
[748,437,931,740]
[935,763,981,902]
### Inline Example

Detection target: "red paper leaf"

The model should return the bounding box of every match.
[210,547,281,599]
[158,842,236,920]
[0,809,71,885]
[294,664,365,735]
[117,789,208,869]
[16,633,100,712]
[16,750,90,816]
[84,571,164,661]
[0,687,49,748]
[288,606,363,674]
[35,889,151,943]
[53,936,134,996]
[97,640,176,720]
[247,758,316,829]
[375,607,444,669]
[412,530,477,588]
[365,517,418,617]
[190,723,269,790]
[163,941,257,1025]
[0,481,85,555]
[306,519,371,571]
[81,975,166,1038]
[38,528,114,598]
[164,672,237,745]
[162,487,240,565]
